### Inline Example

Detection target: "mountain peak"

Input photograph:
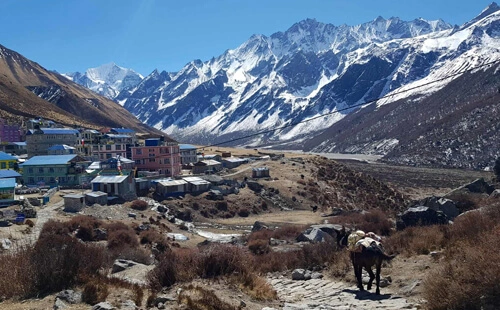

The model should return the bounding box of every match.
[464,2,500,28]
[374,16,386,23]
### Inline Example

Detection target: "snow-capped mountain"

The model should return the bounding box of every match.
[119,14,455,145]
[63,62,143,100]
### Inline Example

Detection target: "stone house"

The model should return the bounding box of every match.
[91,174,136,201]
[20,155,88,187]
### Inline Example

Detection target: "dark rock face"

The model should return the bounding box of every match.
[397,206,449,230]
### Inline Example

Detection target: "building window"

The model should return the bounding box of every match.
[58,167,64,172]
[160,148,167,154]
[38,167,44,173]
[28,168,33,174]
[106,154,112,159]
[106,145,111,150]
[116,144,121,150]
[28,177,34,184]
[49,167,54,173]
[135,160,141,165]
[136,149,142,155]
[0,162,5,169]
[8,162,13,168]
[50,177,55,183]
[149,149,154,153]
[149,158,155,162]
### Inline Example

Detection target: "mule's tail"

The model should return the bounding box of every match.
[382,253,396,261]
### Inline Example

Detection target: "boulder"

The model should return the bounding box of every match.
[247,180,263,193]
[53,298,68,310]
[120,300,137,310]
[292,269,307,280]
[269,238,287,246]
[417,196,460,220]
[310,224,344,238]
[56,290,82,304]
[296,227,330,243]
[0,238,12,250]
[311,272,323,279]
[464,178,494,194]
[490,189,500,199]
[251,221,268,232]
[92,302,114,310]
[152,295,177,307]
[112,259,139,273]
[93,228,107,241]
[397,206,448,230]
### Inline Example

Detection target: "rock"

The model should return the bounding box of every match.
[93,228,107,241]
[56,290,82,304]
[240,300,247,308]
[397,206,448,230]
[292,269,306,280]
[401,280,420,296]
[379,277,391,288]
[112,259,139,273]
[251,221,268,232]
[153,295,177,306]
[490,189,500,199]
[446,178,494,197]
[269,238,287,246]
[296,227,330,243]
[157,205,168,213]
[157,302,165,309]
[304,270,312,280]
[92,302,114,310]
[0,238,12,250]
[247,180,263,193]
[310,224,344,238]
[311,272,323,279]
[128,212,137,219]
[53,298,68,310]
[120,300,137,310]
[417,196,460,220]
[429,251,442,259]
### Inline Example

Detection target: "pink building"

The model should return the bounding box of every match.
[131,138,181,177]
[0,119,22,142]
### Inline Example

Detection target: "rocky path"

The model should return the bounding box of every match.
[268,275,418,310]
[32,199,64,241]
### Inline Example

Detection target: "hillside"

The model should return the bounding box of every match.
[0,44,159,134]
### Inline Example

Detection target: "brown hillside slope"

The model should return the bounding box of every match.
[0,44,160,134]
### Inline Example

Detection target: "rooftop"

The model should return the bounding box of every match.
[91,175,129,184]
[20,155,79,166]
[111,128,135,134]
[0,178,16,189]
[179,144,197,150]
[40,128,79,135]
[0,152,16,161]
[105,134,132,139]
[0,170,21,178]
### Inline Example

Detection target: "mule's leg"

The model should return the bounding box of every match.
[356,265,364,291]
[375,260,381,295]
[366,266,375,290]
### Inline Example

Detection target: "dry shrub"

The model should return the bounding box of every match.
[253,251,300,273]
[113,246,152,265]
[248,239,270,255]
[139,229,166,245]
[272,224,307,241]
[424,229,500,310]
[107,222,139,251]
[246,229,273,243]
[132,284,144,306]
[178,284,238,310]
[25,219,34,227]
[82,278,109,305]
[0,247,36,298]
[68,215,103,241]
[197,244,248,279]
[131,199,148,211]
[39,219,70,238]
[384,225,447,256]
[238,208,250,217]
[147,250,178,292]
[329,249,351,279]
[329,209,393,236]
[237,272,277,301]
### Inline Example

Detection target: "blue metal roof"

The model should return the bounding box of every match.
[179,144,197,150]
[0,178,15,189]
[20,155,78,166]
[47,144,76,151]
[12,142,26,146]
[0,152,16,161]
[41,128,79,135]
[0,170,21,178]
[111,128,135,134]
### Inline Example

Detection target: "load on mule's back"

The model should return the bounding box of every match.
[338,227,394,295]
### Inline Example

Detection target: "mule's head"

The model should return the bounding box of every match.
[335,226,349,248]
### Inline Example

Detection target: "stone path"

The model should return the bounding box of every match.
[268,275,418,310]
[32,199,64,241]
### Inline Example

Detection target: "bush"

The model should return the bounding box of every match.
[82,279,110,305]
[25,219,34,227]
[107,223,139,251]
[131,199,148,211]
[248,239,270,255]
[328,209,393,236]
[147,250,178,292]
[178,285,238,310]
[385,225,447,256]
[238,208,250,217]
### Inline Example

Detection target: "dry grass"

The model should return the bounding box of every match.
[178,284,238,310]
[384,225,448,256]
[328,209,393,236]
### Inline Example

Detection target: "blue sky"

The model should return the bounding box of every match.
[0,0,494,75]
